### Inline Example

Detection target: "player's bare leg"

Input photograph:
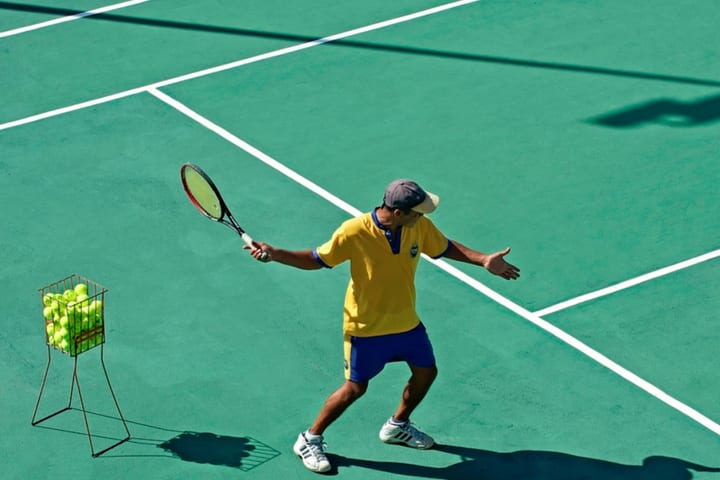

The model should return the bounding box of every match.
[378,364,437,449]
[309,380,368,435]
[392,364,437,422]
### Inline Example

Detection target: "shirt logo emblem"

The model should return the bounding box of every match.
[410,243,419,257]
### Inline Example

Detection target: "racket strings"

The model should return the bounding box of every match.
[183,167,223,219]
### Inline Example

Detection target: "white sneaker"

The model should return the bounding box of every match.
[293,432,331,473]
[379,419,435,449]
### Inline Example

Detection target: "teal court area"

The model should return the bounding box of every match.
[1,1,719,478]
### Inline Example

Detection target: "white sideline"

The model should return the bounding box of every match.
[149,87,720,438]
[0,0,479,131]
[0,0,151,39]
[534,249,720,317]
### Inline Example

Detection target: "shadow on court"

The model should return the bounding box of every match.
[326,444,720,479]
[33,409,280,471]
[590,94,720,128]
[2,2,720,88]
[157,431,281,470]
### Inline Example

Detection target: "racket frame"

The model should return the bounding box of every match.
[180,162,255,247]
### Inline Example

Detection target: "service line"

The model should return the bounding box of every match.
[534,249,720,317]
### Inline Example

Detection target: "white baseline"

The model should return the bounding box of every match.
[0,0,151,39]
[0,0,479,131]
[148,87,720,438]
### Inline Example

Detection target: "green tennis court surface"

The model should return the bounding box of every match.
[2,1,719,478]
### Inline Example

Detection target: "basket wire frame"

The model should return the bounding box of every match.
[31,274,130,457]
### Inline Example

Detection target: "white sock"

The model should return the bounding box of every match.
[305,430,323,440]
[389,417,408,427]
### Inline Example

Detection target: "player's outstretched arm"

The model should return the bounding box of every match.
[444,240,520,280]
[243,242,322,270]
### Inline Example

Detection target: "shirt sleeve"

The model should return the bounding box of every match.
[421,217,451,259]
[314,223,352,268]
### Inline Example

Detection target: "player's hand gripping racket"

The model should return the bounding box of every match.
[180,163,268,261]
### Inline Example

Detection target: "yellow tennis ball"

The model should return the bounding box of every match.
[89,300,104,321]
[62,289,76,302]
[65,307,75,324]
[74,283,88,296]
[75,293,89,304]
[42,294,54,306]
[43,306,54,319]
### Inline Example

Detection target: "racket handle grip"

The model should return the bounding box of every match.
[241,231,268,260]
[240,232,254,246]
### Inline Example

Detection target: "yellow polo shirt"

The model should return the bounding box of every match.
[313,210,449,337]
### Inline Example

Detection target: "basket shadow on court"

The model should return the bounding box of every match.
[157,431,280,471]
[34,410,280,472]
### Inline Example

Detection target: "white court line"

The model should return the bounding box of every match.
[148,88,362,216]
[0,0,479,131]
[534,249,720,317]
[149,86,720,438]
[0,0,151,39]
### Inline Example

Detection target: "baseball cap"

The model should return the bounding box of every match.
[383,179,440,214]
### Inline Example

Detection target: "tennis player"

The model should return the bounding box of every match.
[244,179,520,473]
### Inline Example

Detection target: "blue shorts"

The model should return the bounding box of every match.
[343,323,436,382]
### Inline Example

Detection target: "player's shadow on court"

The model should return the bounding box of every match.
[158,431,254,467]
[144,428,281,471]
[149,430,280,471]
[590,94,720,128]
[327,444,720,479]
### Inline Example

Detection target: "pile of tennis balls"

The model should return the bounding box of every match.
[42,282,104,356]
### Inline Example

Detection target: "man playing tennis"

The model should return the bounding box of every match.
[244,179,520,473]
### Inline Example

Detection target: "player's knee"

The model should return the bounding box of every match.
[345,380,368,400]
[411,365,438,384]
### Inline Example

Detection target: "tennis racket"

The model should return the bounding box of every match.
[180,163,268,260]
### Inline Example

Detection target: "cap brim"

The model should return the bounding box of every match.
[411,191,439,214]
